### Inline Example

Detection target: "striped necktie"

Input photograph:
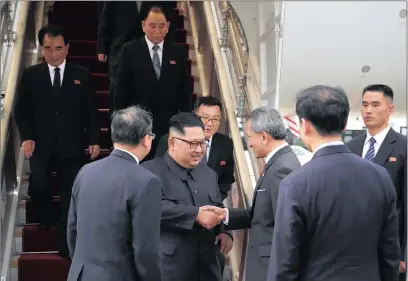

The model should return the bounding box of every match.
[364,137,376,161]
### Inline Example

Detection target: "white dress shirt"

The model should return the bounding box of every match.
[145,36,164,65]
[361,126,390,158]
[136,1,142,11]
[115,148,140,164]
[265,142,289,164]
[48,59,66,85]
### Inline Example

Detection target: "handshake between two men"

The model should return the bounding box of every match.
[196,205,232,255]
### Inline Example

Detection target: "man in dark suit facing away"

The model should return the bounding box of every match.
[67,106,162,281]
[114,6,191,160]
[142,112,233,281]
[267,85,400,281]
[155,96,235,200]
[346,84,407,280]
[203,107,300,281]
[14,25,100,259]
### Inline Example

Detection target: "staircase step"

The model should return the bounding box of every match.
[91,73,109,92]
[22,225,58,252]
[68,43,191,73]
[18,254,71,281]
[25,197,61,224]
[69,29,188,57]
[49,8,184,29]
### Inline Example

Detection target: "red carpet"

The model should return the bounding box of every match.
[18,2,194,280]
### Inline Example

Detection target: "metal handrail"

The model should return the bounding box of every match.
[1,2,46,280]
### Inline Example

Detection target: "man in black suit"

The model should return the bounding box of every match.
[67,106,162,281]
[155,96,235,200]
[267,85,400,281]
[203,107,300,281]
[142,112,233,281]
[97,2,176,114]
[347,84,407,280]
[114,6,191,159]
[15,25,100,259]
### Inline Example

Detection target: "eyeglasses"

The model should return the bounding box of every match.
[173,137,209,150]
[198,115,221,124]
[144,133,156,140]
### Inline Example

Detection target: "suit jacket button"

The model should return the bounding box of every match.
[193,190,198,194]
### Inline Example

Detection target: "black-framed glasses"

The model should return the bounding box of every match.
[173,137,209,149]
[197,115,221,124]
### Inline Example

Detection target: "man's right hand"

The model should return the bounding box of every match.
[98,54,107,62]
[22,140,35,158]
[197,207,225,230]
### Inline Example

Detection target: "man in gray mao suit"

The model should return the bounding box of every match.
[142,112,233,281]
[67,106,162,281]
[267,86,400,281]
[204,107,300,281]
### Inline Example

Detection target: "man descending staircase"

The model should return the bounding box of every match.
[16,2,196,280]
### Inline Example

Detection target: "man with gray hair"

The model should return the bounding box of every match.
[203,106,300,281]
[67,106,162,281]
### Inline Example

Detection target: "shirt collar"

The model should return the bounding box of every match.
[265,142,288,164]
[145,36,164,51]
[48,59,66,73]
[365,126,390,146]
[314,140,344,154]
[114,148,139,164]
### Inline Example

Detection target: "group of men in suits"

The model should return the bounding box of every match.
[13,5,406,280]
[203,84,406,281]
[67,108,233,281]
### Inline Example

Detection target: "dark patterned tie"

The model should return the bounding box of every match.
[152,45,161,78]
[364,137,376,161]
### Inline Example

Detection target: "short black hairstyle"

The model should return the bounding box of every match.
[193,96,223,112]
[144,5,169,21]
[296,85,350,136]
[362,84,394,101]
[38,25,69,46]
[169,112,205,135]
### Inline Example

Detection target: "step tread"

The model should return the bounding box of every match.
[19,253,70,261]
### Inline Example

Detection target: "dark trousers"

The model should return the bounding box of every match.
[29,153,83,253]
[400,273,406,281]
[217,250,226,276]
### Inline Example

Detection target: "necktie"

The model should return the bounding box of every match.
[202,152,208,164]
[152,45,161,79]
[364,137,376,161]
[53,67,61,90]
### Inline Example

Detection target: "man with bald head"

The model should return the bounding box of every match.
[142,112,233,281]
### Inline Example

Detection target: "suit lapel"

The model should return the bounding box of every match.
[159,40,170,81]
[207,134,220,169]
[250,146,292,216]
[351,134,366,156]
[374,129,397,166]
[61,62,73,92]
[41,63,53,93]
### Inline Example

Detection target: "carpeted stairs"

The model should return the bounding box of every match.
[16,2,196,280]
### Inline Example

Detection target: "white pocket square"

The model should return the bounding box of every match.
[257,189,266,192]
